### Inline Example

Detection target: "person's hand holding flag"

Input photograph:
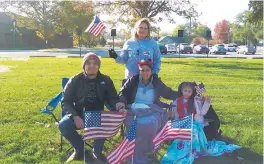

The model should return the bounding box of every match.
[108,49,118,59]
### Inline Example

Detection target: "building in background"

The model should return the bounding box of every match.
[0,12,73,49]
[158,36,185,45]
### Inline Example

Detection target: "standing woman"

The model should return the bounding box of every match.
[109,18,161,84]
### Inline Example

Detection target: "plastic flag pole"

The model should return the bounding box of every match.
[83,107,85,164]
[190,114,194,161]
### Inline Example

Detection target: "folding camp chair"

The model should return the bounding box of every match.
[40,77,93,152]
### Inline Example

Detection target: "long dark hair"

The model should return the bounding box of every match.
[177,82,197,114]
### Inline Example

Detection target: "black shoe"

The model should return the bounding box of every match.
[93,152,108,162]
[84,150,94,163]
[66,151,84,162]
[215,129,223,140]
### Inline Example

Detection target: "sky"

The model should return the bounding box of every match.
[0,0,250,33]
[101,0,250,33]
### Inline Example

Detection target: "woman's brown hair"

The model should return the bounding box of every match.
[133,18,151,39]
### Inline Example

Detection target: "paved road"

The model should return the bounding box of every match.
[0,48,262,59]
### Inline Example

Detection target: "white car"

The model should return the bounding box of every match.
[177,43,193,54]
[209,44,227,54]
[224,44,237,52]
[165,43,177,53]
[236,45,256,55]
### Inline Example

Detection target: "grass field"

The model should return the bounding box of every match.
[0,58,263,164]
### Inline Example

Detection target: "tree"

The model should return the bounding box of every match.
[99,36,106,46]
[54,1,94,46]
[171,25,186,37]
[231,11,263,46]
[213,20,231,43]
[151,26,161,37]
[159,31,170,37]
[191,37,207,45]
[171,21,201,43]
[92,1,199,28]
[1,1,59,48]
[119,29,132,40]
[171,24,188,43]
[171,24,194,43]
[193,25,210,38]
[1,1,95,47]
[247,1,263,25]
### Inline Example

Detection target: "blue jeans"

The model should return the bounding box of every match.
[58,114,105,154]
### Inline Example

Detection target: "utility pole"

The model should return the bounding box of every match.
[189,17,192,43]
[76,28,82,57]
[228,23,231,44]
[12,20,16,49]
[227,32,229,44]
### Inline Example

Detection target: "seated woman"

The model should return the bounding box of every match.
[161,82,241,164]
[119,59,180,164]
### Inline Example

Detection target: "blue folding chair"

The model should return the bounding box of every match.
[40,77,93,152]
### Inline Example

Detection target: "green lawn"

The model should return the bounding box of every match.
[0,58,262,164]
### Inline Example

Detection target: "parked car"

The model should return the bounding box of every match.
[190,44,196,49]
[165,43,177,53]
[224,44,237,52]
[193,45,209,54]
[177,43,193,54]
[236,45,256,55]
[158,44,167,54]
[209,44,227,54]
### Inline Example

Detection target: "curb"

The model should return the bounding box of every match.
[29,56,56,58]
[65,56,109,58]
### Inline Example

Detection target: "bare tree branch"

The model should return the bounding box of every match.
[93,0,199,28]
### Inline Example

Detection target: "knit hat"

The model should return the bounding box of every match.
[82,53,101,69]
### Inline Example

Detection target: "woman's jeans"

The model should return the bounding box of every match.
[58,114,105,154]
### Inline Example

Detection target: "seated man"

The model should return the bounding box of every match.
[59,53,125,162]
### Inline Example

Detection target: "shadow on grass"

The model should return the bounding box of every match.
[59,135,123,163]
[162,61,191,65]
[203,63,263,71]
[147,136,263,164]
[163,59,263,71]
[197,69,262,81]
[194,136,263,164]
[194,147,263,164]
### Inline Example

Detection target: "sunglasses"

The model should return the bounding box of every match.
[139,68,151,72]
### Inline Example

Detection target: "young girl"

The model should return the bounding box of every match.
[161,82,241,164]
[171,82,211,127]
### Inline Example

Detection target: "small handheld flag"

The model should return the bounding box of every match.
[84,15,105,37]
[194,82,206,96]
[152,115,193,151]
[107,119,137,164]
[83,111,126,141]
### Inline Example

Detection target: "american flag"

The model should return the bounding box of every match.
[107,120,137,164]
[152,115,193,151]
[83,111,126,141]
[195,82,206,95]
[84,15,105,36]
